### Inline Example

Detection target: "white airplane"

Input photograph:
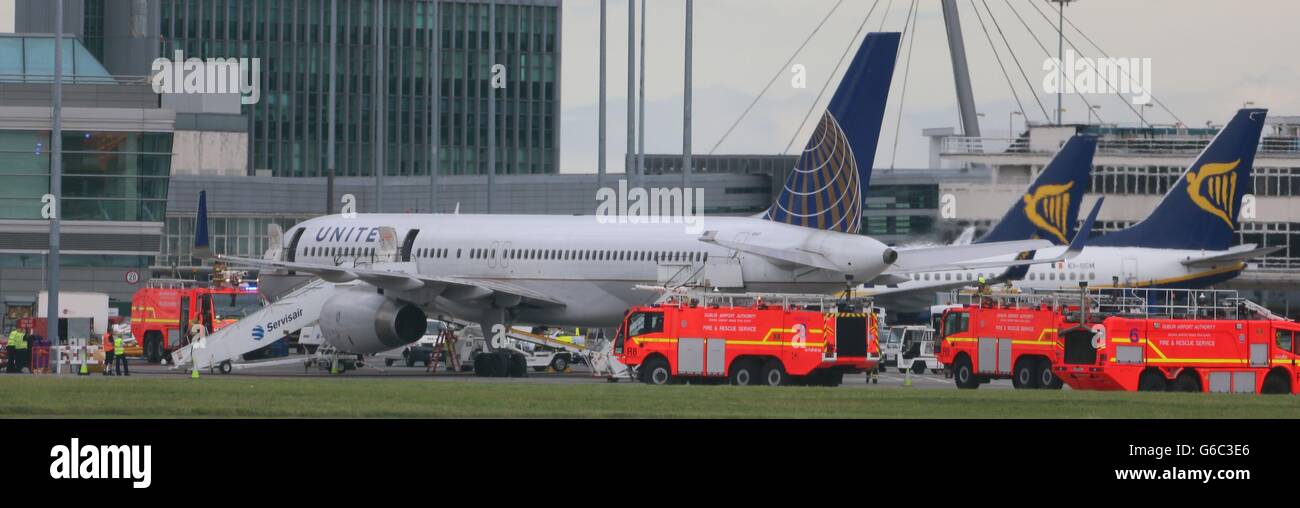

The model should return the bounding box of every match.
[868,108,1281,317]
[199,33,1084,371]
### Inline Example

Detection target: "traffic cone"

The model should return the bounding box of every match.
[903,366,913,387]
[191,367,200,379]
[330,360,339,375]
[79,362,88,375]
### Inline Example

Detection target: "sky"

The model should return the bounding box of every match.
[558,0,1300,173]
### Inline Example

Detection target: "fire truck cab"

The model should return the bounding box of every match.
[936,291,1076,390]
[130,276,262,363]
[1055,289,1299,394]
[613,294,879,387]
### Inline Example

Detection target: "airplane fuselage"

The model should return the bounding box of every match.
[284,213,894,327]
[869,246,1247,314]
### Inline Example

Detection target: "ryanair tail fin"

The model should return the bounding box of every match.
[763,32,900,234]
[1093,109,1267,250]
[977,134,1097,245]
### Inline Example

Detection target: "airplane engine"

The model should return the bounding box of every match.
[318,289,427,353]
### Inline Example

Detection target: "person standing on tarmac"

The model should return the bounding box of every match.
[5,327,21,373]
[102,328,115,376]
[7,326,28,373]
[113,333,129,376]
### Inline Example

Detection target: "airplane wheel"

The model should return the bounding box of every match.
[507,353,527,377]
[385,359,395,367]
[218,360,232,375]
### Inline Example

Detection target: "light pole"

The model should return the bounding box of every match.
[1051,0,1076,126]
[1140,103,1154,128]
[1009,111,1023,138]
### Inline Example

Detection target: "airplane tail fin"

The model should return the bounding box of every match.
[763,32,900,234]
[194,190,212,259]
[977,134,1097,245]
[1093,109,1267,250]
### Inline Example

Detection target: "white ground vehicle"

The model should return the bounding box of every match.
[881,325,942,375]
[516,340,576,372]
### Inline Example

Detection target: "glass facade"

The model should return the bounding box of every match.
[0,35,115,83]
[158,0,561,178]
[0,131,172,222]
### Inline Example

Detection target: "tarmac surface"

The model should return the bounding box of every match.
[111,356,1018,389]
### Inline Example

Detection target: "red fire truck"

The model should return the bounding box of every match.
[613,295,880,386]
[130,276,262,363]
[935,291,1079,389]
[1054,289,1299,394]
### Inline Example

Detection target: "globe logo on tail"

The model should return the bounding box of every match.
[765,112,862,234]
[251,325,265,341]
[1185,159,1240,229]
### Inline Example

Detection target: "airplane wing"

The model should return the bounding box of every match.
[1180,245,1285,267]
[215,255,566,308]
[885,198,1102,273]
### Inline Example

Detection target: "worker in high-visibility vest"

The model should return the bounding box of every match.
[113,334,129,376]
[7,326,28,373]
[102,329,116,376]
[5,327,23,373]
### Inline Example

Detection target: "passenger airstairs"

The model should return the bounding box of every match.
[171,279,340,371]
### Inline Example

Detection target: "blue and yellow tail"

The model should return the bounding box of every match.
[1093,109,1267,250]
[763,32,900,234]
[978,134,1097,245]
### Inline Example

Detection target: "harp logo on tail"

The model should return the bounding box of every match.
[1185,159,1240,229]
[1022,182,1074,244]
[765,112,861,234]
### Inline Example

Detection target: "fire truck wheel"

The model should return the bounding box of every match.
[1012,360,1038,389]
[1261,370,1291,394]
[1172,371,1201,392]
[953,357,979,389]
[1137,370,1167,391]
[218,360,232,375]
[761,360,789,386]
[728,359,760,386]
[642,357,672,385]
[1038,359,1063,389]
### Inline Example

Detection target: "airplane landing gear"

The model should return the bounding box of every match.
[472,350,528,378]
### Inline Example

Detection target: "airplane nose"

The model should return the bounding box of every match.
[882,248,898,265]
